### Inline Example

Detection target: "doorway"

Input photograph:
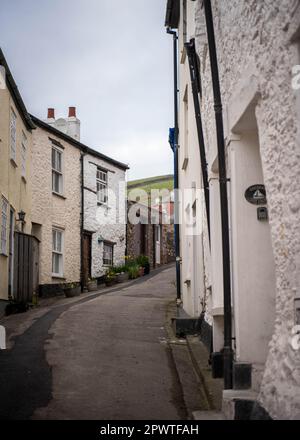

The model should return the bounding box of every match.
[82,232,92,288]
[155,225,161,266]
[8,208,14,299]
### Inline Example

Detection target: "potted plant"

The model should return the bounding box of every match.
[114,265,129,283]
[127,263,140,280]
[105,268,117,287]
[138,266,145,277]
[64,282,81,298]
[87,278,98,292]
[136,255,150,275]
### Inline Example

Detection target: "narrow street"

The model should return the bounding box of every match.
[0,266,190,420]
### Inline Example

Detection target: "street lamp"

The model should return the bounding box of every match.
[17,210,26,232]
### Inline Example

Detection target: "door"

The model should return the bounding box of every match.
[83,232,92,288]
[155,225,161,266]
[13,232,39,303]
[8,208,14,299]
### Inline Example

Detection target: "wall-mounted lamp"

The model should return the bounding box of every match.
[98,235,104,244]
[17,210,26,232]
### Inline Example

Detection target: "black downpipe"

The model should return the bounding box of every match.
[167,27,181,301]
[203,0,233,389]
[185,38,210,242]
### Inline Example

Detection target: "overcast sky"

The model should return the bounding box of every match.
[0,0,174,181]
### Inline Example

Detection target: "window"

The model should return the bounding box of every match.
[21,131,27,177]
[1,197,8,255]
[103,242,113,266]
[52,228,63,276]
[10,108,17,162]
[52,147,63,194]
[97,168,108,204]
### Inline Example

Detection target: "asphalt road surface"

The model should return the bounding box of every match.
[0,265,187,420]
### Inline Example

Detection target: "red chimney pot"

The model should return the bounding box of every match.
[68,106,76,118]
[47,108,55,119]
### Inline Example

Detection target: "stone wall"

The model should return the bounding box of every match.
[31,126,81,287]
[84,154,126,277]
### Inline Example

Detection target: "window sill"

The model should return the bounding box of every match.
[21,175,27,184]
[10,158,18,168]
[52,274,66,280]
[52,191,66,200]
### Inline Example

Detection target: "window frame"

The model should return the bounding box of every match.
[103,241,114,266]
[96,168,108,205]
[1,197,8,256]
[52,145,64,195]
[52,228,64,277]
[10,108,17,162]
[21,131,27,178]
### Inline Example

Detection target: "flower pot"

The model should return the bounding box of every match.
[87,280,98,292]
[116,272,129,283]
[144,263,150,275]
[105,278,117,287]
[138,267,145,277]
[64,285,81,298]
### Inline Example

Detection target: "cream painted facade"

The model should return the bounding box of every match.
[0,52,34,311]
[31,123,81,291]
[168,0,300,419]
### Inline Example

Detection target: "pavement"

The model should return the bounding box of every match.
[0,264,214,420]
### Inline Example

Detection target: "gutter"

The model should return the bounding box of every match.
[203,0,233,389]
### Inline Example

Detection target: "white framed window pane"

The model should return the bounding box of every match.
[1,198,8,254]
[52,171,62,194]
[52,253,62,274]
[21,144,26,176]
[10,109,17,161]
[52,148,62,172]
[96,168,108,204]
[103,243,113,265]
[52,229,63,275]
[52,229,62,253]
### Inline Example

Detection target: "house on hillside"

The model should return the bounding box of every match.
[127,184,175,268]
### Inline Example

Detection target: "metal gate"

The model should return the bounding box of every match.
[13,232,39,303]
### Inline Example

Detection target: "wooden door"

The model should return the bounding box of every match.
[83,233,92,288]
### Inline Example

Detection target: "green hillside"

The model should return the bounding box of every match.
[127,174,174,194]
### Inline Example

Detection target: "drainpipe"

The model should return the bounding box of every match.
[185,38,210,242]
[80,150,86,292]
[203,0,233,389]
[167,27,181,301]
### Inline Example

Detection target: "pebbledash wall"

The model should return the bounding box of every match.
[192,0,300,419]
[31,121,81,294]
[84,154,127,278]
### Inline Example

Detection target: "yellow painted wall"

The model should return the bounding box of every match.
[0,81,33,301]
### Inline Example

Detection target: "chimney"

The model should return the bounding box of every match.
[47,108,55,119]
[68,106,76,118]
[66,106,80,141]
